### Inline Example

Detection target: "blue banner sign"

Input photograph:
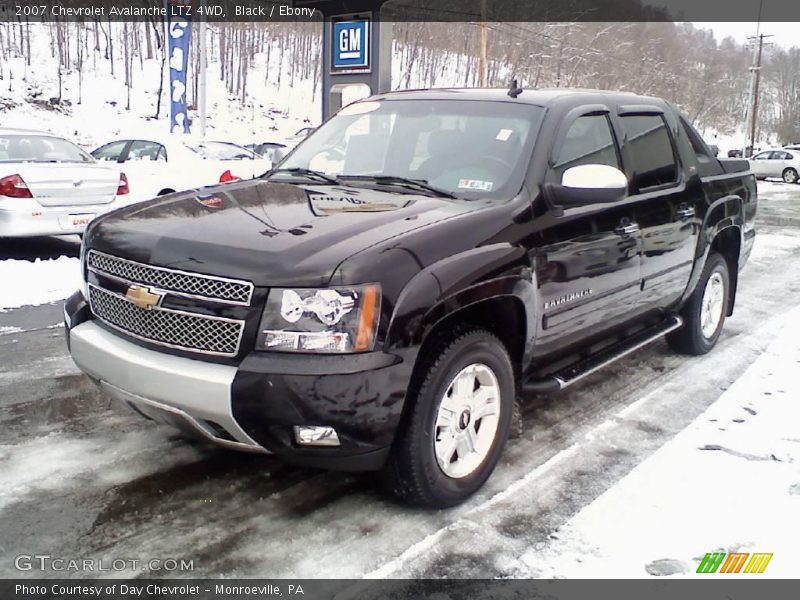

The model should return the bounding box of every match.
[167,1,193,133]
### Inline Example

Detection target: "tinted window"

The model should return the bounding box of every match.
[127,140,167,161]
[621,115,678,191]
[0,134,94,163]
[752,151,773,160]
[678,115,713,157]
[554,114,619,180]
[92,141,129,162]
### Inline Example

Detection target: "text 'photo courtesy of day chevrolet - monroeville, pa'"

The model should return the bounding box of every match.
[1,0,799,599]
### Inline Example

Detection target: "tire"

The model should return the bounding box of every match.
[667,252,730,355]
[782,168,798,184]
[383,328,515,508]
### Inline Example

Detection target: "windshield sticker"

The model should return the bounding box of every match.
[458,179,494,192]
[496,128,513,141]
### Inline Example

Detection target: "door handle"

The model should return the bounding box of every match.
[676,206,695,219]
[614,222,639,236]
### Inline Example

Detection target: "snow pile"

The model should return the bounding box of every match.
[523,307,800,578]
[0,256,81,311]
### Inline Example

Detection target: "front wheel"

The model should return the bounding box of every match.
[668,252,730,355]
[383,329,514,508]
[782,168,798,184]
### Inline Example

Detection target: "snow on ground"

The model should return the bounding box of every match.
[0,25,319,151]
[523,306,800,578]
[0,256,80,311]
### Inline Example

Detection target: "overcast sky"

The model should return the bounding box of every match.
[693,22,799,49]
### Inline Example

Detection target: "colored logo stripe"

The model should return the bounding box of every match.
[744,553,773,573]
[697,552,773,574]
[719,553,749,573]
[697,552,726,573]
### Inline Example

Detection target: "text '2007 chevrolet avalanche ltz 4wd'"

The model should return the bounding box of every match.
[65,88,756,507]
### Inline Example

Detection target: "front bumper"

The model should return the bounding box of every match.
[0,198,131,237]
[69,320,266,453]
[65,292,414,471]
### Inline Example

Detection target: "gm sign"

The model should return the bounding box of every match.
[332,18,370,71]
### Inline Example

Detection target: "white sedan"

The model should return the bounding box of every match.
[749,148,800,183]
[0,127,132,238]
[91,136,272,201]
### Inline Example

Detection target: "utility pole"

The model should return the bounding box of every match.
[748,33,773,153]
[479,0,488,87]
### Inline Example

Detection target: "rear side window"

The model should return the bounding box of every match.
[621,115,678,192]
[92,141,129,162]
[127,140,167,161]
[553,114,620,181]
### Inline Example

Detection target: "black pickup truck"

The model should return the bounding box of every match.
[65,89,756,507]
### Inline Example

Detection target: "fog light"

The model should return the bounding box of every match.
[294,426,340,447]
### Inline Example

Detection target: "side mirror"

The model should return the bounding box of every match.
[544,164,628,212]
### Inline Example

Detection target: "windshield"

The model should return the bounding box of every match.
[187,142,258,161]
[0,134,94,163]
[280,99,545,198]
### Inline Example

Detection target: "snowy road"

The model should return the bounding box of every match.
[1,181,799,579]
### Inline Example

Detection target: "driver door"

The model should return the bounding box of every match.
[532,110,642,354]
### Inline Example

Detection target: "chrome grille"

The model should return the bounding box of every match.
[88,285,244,357]
[87,250,253,305]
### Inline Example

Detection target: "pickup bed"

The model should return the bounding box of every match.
[65,88,756,507]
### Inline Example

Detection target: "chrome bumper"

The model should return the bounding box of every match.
[69,321,267,453]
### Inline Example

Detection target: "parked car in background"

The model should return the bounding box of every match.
[784,144,800,151]
[91,136,271,201]
[749,148,800,183]
[0,127,131,237]
[246,141,288,165]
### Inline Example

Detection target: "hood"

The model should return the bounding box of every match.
[86,180,475,286]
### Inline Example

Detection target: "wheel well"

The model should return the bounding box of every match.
[158,188,176,195]
[711,227,741,316]
[421,296,526,376]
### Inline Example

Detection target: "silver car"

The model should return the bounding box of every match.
[748,148,800,184]
[0,128,132,237]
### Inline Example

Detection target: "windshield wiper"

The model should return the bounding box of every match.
[340,175,457,199]
[266,167,342,185]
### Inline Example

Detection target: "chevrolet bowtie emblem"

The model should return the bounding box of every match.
[125,285,163,310]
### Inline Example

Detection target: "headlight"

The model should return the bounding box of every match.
[256,285,380,353]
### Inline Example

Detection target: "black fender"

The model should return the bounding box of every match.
[385,243,538,366]
[680,193,744,308]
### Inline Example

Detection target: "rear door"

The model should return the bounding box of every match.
[616,109,699,309]
[750,151,776,178]
[533,108,642,353]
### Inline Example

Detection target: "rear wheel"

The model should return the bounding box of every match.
[782,168,798,184]
[383,329,514,508]
[667,252,730,355]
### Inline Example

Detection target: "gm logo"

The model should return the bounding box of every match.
[332,19,370,70]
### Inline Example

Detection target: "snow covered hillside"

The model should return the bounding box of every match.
[0,24,320,151]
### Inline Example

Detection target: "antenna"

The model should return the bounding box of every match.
[508,78,523,98]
